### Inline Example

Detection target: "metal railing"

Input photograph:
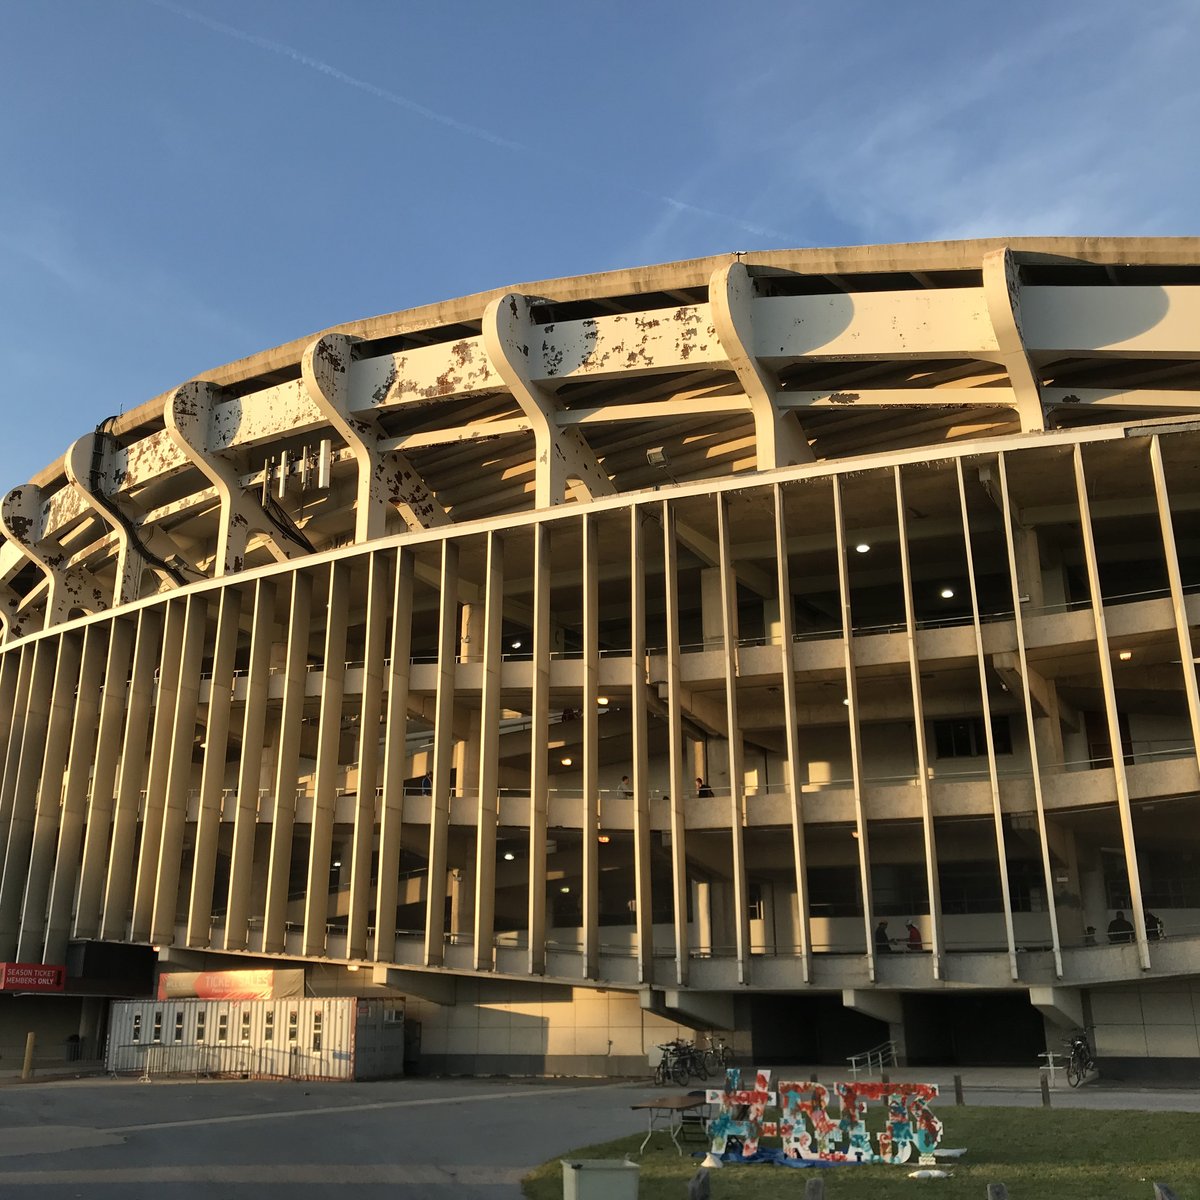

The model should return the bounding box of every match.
[846,1039,897,1079]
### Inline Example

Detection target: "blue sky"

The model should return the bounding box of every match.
[1,0,1198,488]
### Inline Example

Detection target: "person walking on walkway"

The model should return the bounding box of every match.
[874,919,893,953]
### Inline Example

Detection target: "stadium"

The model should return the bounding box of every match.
[1,237,1199,1078]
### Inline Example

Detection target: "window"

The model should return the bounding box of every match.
[217,1014,228,1044]
[312,1011,323,1053]
[174,1013,185,1044]
[152,1012,163,1044]
[747,883,764,922]
[196,1011,207,1044]
[288,1010,298,1043]
[264,1011,275,1043]
[382,1007,403,1025]
[241,1012,252,1044]
[933,716,1012,759]
[132,1014,142,1044]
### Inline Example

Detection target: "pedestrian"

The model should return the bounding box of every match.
[620,775,633,797]
[1107,910,1134,944]
[905,921,923,952]
[697,777,714,798]
[874,919,892,953]
[1145,910,1164,941]
[420,770,432,796]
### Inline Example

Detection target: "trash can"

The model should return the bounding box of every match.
[561,1158,639,1200]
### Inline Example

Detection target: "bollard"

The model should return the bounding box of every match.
[954,1073,965,1106]
[1041,1072,1052,1108]
[986,1185,1009,1200]
[20,1032,35,1082]
[804,1176,825,1200]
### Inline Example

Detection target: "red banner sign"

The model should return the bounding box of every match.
[158,969,283,1001]
[0,963,66,992]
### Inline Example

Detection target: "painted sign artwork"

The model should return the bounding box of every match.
[705,1068,943,1165]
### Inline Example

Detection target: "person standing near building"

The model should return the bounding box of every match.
[696,777,714,798]
[1107,910,1135,943]
[874,919,892,953]
[619,776,633,797]
[905,921,923,952]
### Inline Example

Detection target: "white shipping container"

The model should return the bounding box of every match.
[106,997,405,1081]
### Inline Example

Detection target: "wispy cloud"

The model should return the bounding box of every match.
[0,209,245,343]
[142,0,800,245]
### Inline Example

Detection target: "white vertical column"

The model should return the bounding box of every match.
[894,467,944,979]
[101,608,163,941]
[771,483,812,983]
[630,508,654,984]
[1149,436,1200,780]
[348,552,390,960]
[832,477,876,980]
[0,646,35,842]
[131,599,188,942]
[716,497,750,982]
[151,594,210,946]
[263,571,313,953]
[187,586,242,948]
[0,634,80,959]
[304,562,351,956]
[1073,444,1150,970]
[73,618,134,939]
[224,579,275,950]
[661,500,689,986]
[472,532,504,971]
[956,461,1018,979]
[43,624,108,962]
[19,629,87,961]
[423,542,458,967]
[581,515,601,979]
[997,453,1064,978]
[527,525,552,976]
[374,548,413,961]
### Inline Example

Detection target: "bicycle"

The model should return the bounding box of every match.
[702,1033,733,1076]
[654,1041,690,1087]
[1064,1028,1095,1087]
[654,1039,709,1086]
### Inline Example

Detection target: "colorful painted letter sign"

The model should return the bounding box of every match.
[0,963,66,992]
[706,1068,943,1164]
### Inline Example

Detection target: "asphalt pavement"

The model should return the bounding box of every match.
[1,1065,1197,1197]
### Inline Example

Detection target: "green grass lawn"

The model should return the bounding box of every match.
[523,1107,1200,1199]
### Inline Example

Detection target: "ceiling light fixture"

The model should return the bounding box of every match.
[597,696,609,706]
[940,587,955,599]
[855,543,870,554]
[560,756,573,766]
[1118,650,1133,661]
[503,852,515,861]
[511,639,523,650]
[598,834,611,844]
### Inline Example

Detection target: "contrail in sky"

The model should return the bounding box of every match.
[144,0,794,243]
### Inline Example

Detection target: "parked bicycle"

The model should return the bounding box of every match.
[702,1033,734,1076]
[1064,1027,1095,1087]
[654,1039,709,1086]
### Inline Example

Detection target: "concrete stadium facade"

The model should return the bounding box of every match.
[1,238,1200,1076]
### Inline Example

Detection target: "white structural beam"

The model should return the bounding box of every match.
[0,484,107,624]
[302,334,449,540]
[166,381,307,573]
[710,262,814,469]
[482,293,618,509]
[982,247,1045,432]
[64,432,190,602]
